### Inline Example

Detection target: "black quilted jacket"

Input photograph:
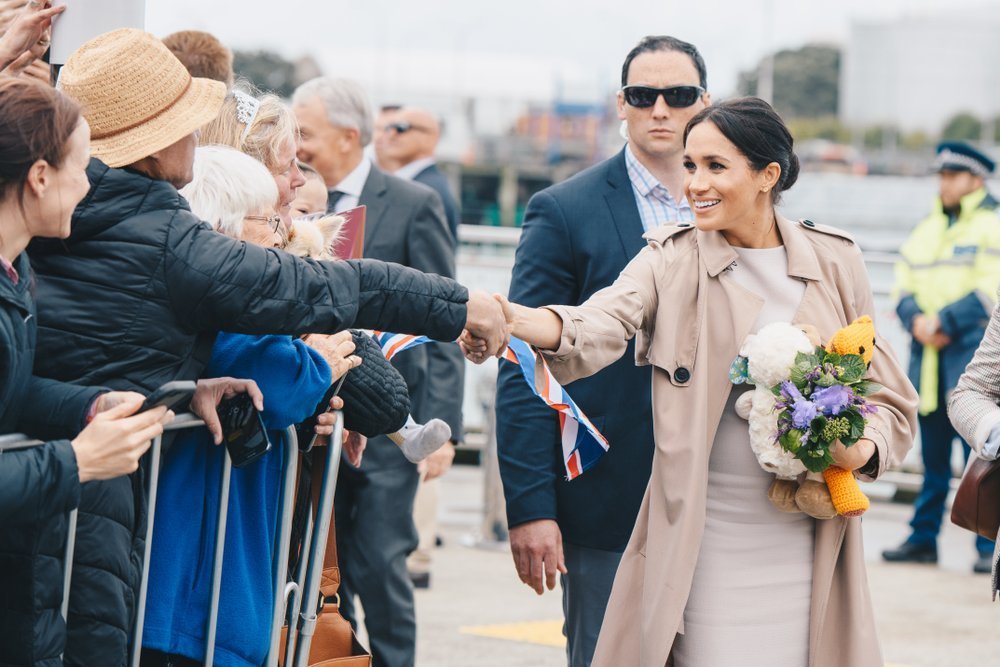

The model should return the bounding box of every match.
[26,159,469,666]
[0,252,105,667]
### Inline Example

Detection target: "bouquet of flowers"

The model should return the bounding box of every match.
[773,346,880,473]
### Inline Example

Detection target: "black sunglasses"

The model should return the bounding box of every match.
[622,85,705,109]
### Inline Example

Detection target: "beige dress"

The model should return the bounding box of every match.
[672,245,815,667]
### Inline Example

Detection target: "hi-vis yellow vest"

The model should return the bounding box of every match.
[894,187,1000,414]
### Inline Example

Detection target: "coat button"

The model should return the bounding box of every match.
[674,367,691,383]
[802,219,816,227]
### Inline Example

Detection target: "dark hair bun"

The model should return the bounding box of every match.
[781,152,800,192]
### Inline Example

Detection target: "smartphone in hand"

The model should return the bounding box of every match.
[217,393,271,468]
[140,380,197,413]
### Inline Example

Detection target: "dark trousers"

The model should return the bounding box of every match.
[139,649,202,666]
[335,436,420,667]
[560,543,624,667]
[910,390,994,555]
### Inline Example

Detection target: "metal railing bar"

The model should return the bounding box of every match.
[130,432,163,667]
[266,426,300,667]
[293,412,344,665]
[283,507,314,667]
[204,450,233,665]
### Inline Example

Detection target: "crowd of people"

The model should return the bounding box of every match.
[0,2,999,667]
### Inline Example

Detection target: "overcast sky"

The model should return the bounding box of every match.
[145,0,999,103]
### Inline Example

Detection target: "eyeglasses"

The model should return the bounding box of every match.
[244,214,282,233]
[384,121,431,134]
[622,85,705,109]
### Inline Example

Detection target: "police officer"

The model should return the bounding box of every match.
[883,142,1000,574]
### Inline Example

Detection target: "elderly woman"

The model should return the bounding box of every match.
[26,28,505,665]
[466,98,918,666]
[949,287,1000,592]
[200,82,305,231]
[141,146,359,667]
[0,77,173,665]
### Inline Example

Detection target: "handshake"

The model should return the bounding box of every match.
[461,291,515,364]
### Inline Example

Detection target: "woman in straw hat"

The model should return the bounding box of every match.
[26,28,507,665]
[0,76,175,666]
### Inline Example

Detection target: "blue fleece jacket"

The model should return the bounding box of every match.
[142,333,330,666]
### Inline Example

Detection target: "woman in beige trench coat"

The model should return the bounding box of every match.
[464,98,918,667]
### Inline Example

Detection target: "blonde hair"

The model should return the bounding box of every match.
[180,145,278,239]
[199,80,297,174]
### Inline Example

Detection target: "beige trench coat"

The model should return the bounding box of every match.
[543,214,918,667]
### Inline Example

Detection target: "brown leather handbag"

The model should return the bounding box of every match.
[951,456,1000,540]
[279,451,371,666]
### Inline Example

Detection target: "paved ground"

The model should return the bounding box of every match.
[354,465,996,667]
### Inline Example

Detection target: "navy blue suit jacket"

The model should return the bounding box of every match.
[414,163,460,244]
[495,149,655,552]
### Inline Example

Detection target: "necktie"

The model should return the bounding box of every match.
[327,190,345,213]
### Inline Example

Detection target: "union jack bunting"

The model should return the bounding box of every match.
[502,336,609,480]
[369,330,432,361]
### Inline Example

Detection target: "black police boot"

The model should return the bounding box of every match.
[973,552,993,574]
[881,541,938,564]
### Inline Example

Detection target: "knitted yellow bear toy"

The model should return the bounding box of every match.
[820,315,876,517]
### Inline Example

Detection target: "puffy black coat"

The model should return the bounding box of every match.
[27,160,470,666]
[0,252,104,667]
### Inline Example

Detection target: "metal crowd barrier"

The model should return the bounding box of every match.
[0,410,346,667]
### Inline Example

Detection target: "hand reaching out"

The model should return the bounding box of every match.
[462,290,510,361]
[302,330,362,381]
[0,1,64,74]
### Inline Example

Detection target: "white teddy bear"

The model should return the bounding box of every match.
[734,322,838,519]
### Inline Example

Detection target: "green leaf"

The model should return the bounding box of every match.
[846,410,866,441]
[815,372,837,387]
[795,351,821,369]
[779,429,804,454]
[852,380,882,397]
[798,446,834,473]
[790,362,810,387]
[823,351,842,366]
[837,354,867,383]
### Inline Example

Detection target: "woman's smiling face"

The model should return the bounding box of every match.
[683,121,781,246]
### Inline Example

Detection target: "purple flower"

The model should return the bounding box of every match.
[812,384,853,416]
[781,380,804,402]
[791,398,819,429]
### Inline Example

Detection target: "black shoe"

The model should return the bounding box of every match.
[409,571,431,589]
[973,553,993,574]
[881,541,938,564]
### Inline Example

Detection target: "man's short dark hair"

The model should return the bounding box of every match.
[162,30,234,86]
[621,35,707,89]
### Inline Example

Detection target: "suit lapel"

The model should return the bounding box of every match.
[603,149,646,261]
[359,167,390,251]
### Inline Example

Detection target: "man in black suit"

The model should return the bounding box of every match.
[495,36,710,666]
[293,77,465,667]
[375,107,460,244]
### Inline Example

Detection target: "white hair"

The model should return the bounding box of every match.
[292,76,373,146]
[180,145,278,239]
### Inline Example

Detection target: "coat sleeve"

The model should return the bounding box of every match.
[206,333,332,430]
[541,243,660,386]
[849,244,919,482]
[948,288,1000,454]
[405,190,465,437]
[162,216,468,342]
[495,191,578,528]
[18,376,105,441]
[0,438,80,527]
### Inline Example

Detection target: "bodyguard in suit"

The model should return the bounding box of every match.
[293,77,464,667]
[375,107,461,244]
[495,35,710,666]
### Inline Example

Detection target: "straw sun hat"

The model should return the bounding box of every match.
[59,28,226,169]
